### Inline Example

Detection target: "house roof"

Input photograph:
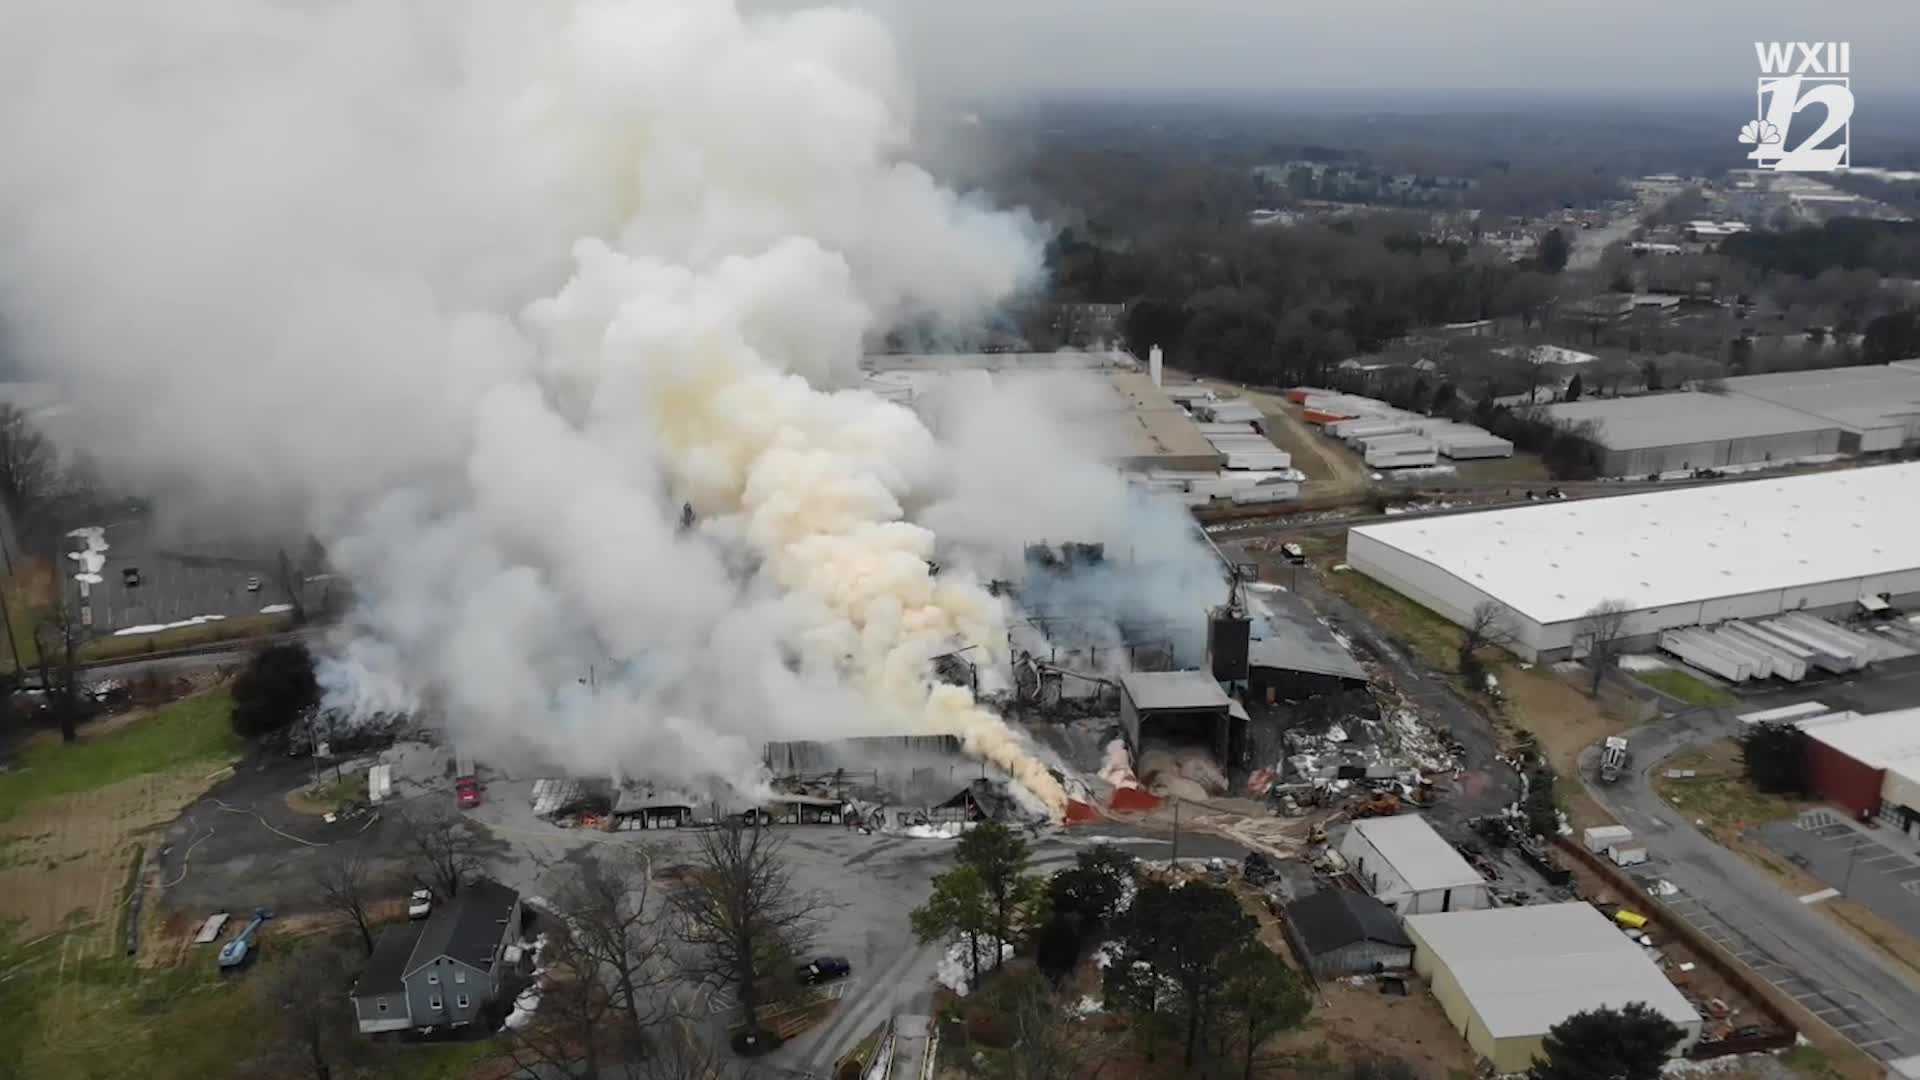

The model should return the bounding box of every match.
[1405,903,1700,1039]
[407,878,519,977]
[1119,670,1233,713]
[1287,889,1411,955]
[1347,815,1484,892]
[354,922,424,999]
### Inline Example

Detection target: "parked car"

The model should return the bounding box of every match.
[1280,542,1306,565]
[408,889,433,919]
[795,957,851,985]
[456,776,481,809]
[245,576,262,592]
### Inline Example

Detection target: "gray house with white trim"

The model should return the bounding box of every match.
[352,879,522,1035]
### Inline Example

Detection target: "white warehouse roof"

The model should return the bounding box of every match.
[1348,814,1484,892]
[1721,365,1920,437]
[1349,463,1920,625]
[1407,903,1700,1040]
[1799,707,1920,768]
[1541,391,1836,451]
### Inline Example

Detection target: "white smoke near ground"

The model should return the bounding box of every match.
[0,0,1093,813]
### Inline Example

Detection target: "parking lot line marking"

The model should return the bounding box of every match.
[1800,887,1841,903]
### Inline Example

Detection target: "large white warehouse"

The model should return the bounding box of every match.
[1346,463,1920,661]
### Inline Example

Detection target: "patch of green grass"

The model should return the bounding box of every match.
[76,613,291,664]
[1652,745,1805,835]
[1781,1043,1844,1080]
[0,690,240,822]
[1636,668,1737,707]
[1317,565,1462,672]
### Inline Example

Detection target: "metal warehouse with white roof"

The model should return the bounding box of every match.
[1406,902,1702,1072]
[1719,363,1920,453]
[1540,391,1841,476]
[1338,814,1490,915]
[1345,463,1920,661]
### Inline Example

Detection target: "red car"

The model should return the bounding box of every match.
[456,776,481,809]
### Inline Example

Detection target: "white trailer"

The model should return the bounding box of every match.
[1716,624,1808,681]
[1658,629,1753,682]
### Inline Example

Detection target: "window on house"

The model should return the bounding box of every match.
[457,994,470,1010]
[377,999,389,1014]
[430,996,443,1010]
[454,969,465,984]
[427,972,439,984]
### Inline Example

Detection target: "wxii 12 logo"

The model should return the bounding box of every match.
[1739,42,1853,172]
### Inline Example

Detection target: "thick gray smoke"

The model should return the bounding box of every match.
[0,0,1212,814]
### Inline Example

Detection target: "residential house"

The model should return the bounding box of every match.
[1285,889,1414,978]
[352,879,523,1035]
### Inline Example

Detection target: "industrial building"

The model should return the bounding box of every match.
[1338,814,1490,915]
[1244,585,1370,701]
[1406,903,1702,1072]
[1795,708,1920,835]
[1539,391,1841,476]
[1117,671,1246,781]
[1285,889,1413,977]
[1720,364,1920,453]
[1347,464,1920,661]
[862,352,1225,473]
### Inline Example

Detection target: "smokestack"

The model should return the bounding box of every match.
[1149,345,1163,387]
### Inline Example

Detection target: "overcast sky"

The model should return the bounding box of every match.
[784,1,1920,104]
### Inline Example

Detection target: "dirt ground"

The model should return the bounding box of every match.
[0,766,223,943]
[1497,664,1632,829]
[1269,981,1478,1078]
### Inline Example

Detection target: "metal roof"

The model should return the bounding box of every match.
[1405,902,1700,1039]
[1349,463,1920,625]
[1541,391,1836,450]
[1119,670,1232,712]
[353,922,424,998]
[407,878,518,977]
[1246,586,1368,681]
[1722,364,1920,437]
[1800,707,1920,769]
[1347,815,1484,892]
[1287,889,1410,954]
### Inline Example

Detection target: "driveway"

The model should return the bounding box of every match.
[1580,710,1920,1063]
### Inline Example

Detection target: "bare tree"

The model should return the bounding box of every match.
[405,809,484,899]
[273,547,307,625]
[0,404,55,533]
[507,925,613,1080]
[550,846,677,1056]
[247,936,360,1080]
[671,821,823,1039]
[1574,599,1633,694]
[1457,600,1516,680]
[33,575,82,743]
[313,852,380,955]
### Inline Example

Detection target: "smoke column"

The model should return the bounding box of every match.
[0,0,1072,811]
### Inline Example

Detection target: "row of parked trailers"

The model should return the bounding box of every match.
[1284,389,1514,467]
[1658,612,1885,683]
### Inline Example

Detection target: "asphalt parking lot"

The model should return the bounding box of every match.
[60,518,289,636]
[1757,810,1920,940]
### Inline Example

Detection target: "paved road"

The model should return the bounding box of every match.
[1580,711,1920,1063]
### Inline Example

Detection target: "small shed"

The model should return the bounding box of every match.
[1338,815,1490,915]
[1118,670,1244,775]
[1285,889,1413,977]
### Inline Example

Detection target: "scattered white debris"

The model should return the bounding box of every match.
[112,614,228,636]
[1651,880,1679,897]
[1618,654,1669,673]
[899,822,965,841]
[935,938,1011,997]
[65,526,109,584]
[1070,995,1103,1017]
[259,603,293,615]
[505,984,542,1029]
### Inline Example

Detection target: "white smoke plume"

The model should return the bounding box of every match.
[0,0,1082,812]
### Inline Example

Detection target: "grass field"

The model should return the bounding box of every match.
[76,612,292,664]
[1318,565,1461,672]
[0,692,500,1079]
[1636,668,1737,708]
[0,690,241,823]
